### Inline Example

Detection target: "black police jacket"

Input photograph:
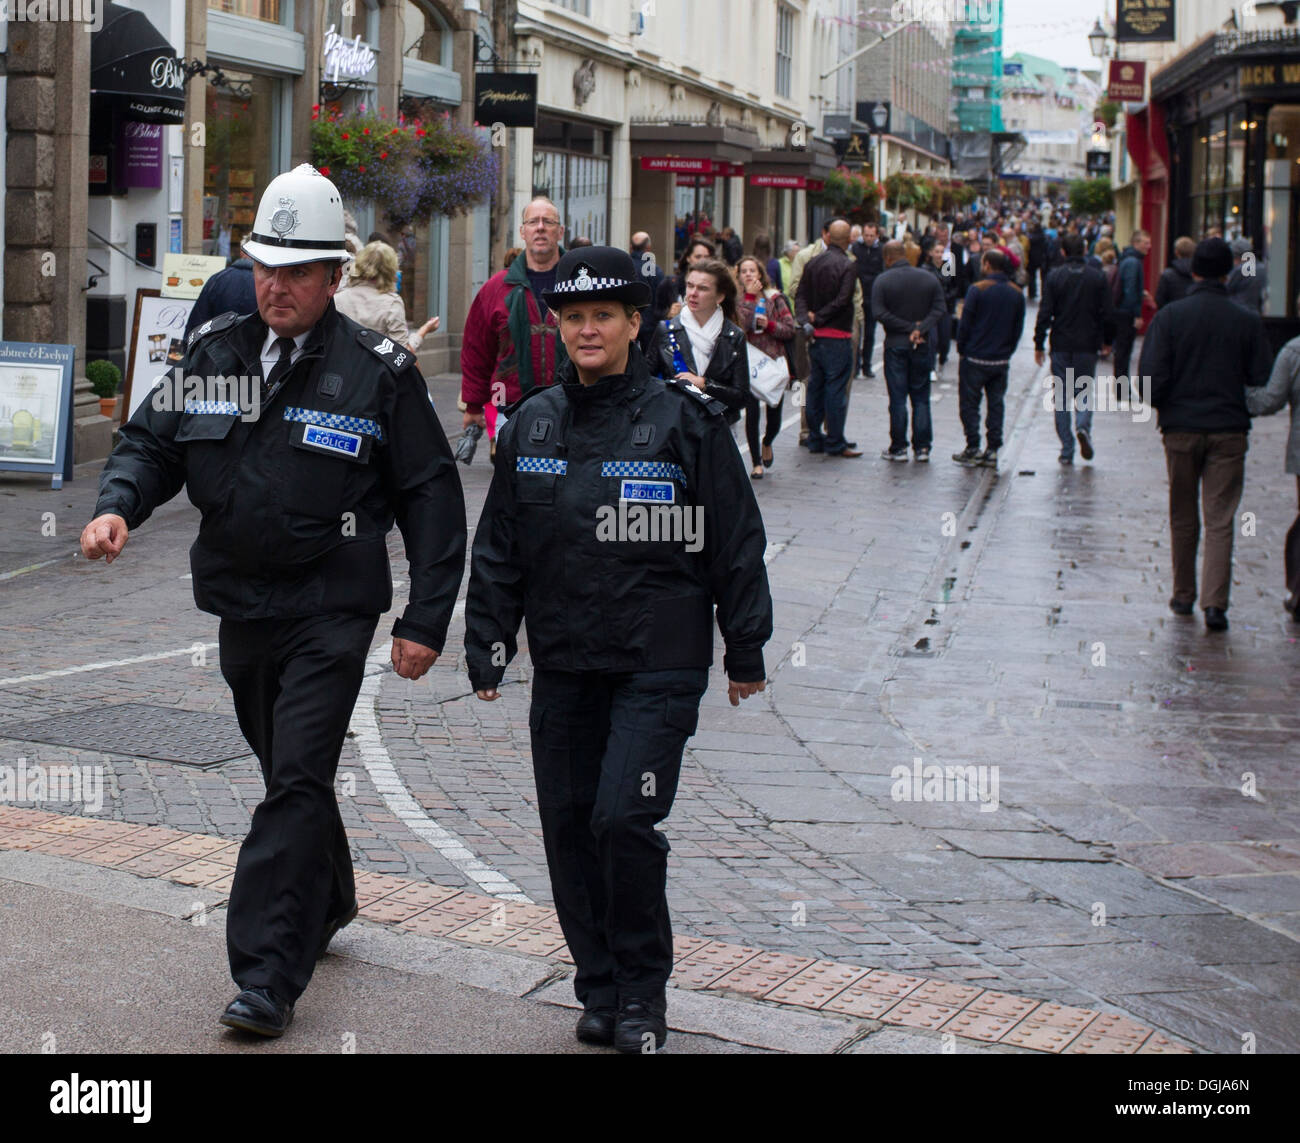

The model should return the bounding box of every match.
[648,314,751,421]
[94,302,467,651]
[464,344,772,691]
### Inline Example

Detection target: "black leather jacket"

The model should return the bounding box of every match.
[464,344,772,690]
[648,313,751,421]
[95,303,466,650]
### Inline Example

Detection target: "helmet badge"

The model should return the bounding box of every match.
[270,197,300,238]
[574,265,594,290]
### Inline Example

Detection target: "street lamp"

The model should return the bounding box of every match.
[1088,19,1112,60]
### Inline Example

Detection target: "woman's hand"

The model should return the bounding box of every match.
[754,313,768,332]
[676,372,707,391]
[420,316,441,336]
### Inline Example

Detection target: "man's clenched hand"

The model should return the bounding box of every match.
[391,638,438,680]
[80,514,129,563]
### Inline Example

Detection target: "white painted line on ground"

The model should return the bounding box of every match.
[0,643,220,687]
[353,602,530,902]
[0,554,74,582]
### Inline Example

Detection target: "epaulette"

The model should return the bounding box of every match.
[664,376,727,415]
[185,310,240,348]
[355,326,417,374]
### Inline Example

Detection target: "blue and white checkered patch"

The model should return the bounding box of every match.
[282,407,384,442]
[183,401,240,416]
[516,456,568,475]
[601,460,687,486]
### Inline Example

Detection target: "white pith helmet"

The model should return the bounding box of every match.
[242,164,353,267]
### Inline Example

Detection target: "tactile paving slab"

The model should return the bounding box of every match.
[0,704,252,768]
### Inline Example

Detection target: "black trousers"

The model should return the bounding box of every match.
[958,359,1009,450]
[529,666,708,1008]
[220,612,378,1002]
[1112,313,1138,387]
[860,293,876,373]
[744,393,784,461]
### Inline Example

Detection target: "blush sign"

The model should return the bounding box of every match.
[119,121,164,190]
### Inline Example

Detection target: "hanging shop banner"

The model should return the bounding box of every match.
[640,156,713,174]
[1116,0,1174,44]
[835,132,871,161]
[1107,59,1146,101]
[473,72,538,129]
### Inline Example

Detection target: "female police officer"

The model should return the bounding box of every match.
[464,246,773,1053]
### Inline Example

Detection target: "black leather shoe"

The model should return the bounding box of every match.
[219,987,293,1037]
[574,1006,617,1046]
[1204,607,1229,631]
[613,997,668,1054]
[317,902,359,960]
[1168,598,1193,616]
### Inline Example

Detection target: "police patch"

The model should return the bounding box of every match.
[301,423,362,458]
[620,479,674,503]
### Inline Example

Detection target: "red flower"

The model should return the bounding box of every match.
[341,132,349,140]
[416,128,426,137]
[358,165,366,172]
[363,128,370,135]
[312,104,320,112]
[320,167,330,176]
[379,151,387,159]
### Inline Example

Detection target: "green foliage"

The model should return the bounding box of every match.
[86,359,122,400]
[1094,100,1119,129]
[1069,177,1114,216]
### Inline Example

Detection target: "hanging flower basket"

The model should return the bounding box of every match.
[310,108,499,227]
[811,166,885,218]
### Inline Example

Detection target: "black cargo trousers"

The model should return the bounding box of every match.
[218,611,378,1003]
[528,666,709,1009]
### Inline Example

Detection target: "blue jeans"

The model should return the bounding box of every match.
[883,344,934,453]
[807,336,854,454]
[1050,350,1098,458]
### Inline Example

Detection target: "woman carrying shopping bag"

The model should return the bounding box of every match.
[736,256,795,479]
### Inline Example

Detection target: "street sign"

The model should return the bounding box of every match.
[1086,151,1111,175]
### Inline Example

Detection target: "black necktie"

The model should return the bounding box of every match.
[262,336,296,400]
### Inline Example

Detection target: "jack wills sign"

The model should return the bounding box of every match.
[474,73,538,129]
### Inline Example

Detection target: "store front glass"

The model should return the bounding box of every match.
[675,179,718,237]
[403,1,451,66]
[203,72,282,259]
[208,0,281,23]
[1263,104,1300,319]
[533,116,611,244]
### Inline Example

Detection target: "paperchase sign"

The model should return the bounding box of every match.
[474,73,538,129]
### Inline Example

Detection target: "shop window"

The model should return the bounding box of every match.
[403,1,451,68]
[532,118,611,244]
[208,0,281,23]
[325,0,376,41]
[203,71,280,259]
[776,4,795,100]
[1263,105,1300,318]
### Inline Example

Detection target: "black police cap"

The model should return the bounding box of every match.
[542,246,653,311]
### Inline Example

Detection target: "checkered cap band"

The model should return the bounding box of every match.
[516,456,568,475]
[183,401,240,416]
[550,277,634,294]
[282,407,384,442]
[601,460,687,486]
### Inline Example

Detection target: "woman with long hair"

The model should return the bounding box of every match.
[657,236,716,321]
[650,257,750,421]
[735,255,795,478]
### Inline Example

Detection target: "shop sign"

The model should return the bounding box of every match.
[834,132,871,162]
[640,156,713,174]
[474,73,538,129]
[1116,0,1174,44]
[1238,60,1300,91]
[676,174,714,185]
[1107,60,1146,101]
[1086,151,1111,175]
[322,24,377,84]
[750,174,807,188]
[119,121,164,190]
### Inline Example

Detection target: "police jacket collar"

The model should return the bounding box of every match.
[557,342,650,406]
[230,301,336,370]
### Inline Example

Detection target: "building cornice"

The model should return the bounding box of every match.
[513,17,805,130]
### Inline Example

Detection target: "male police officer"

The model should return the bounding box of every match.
[80,165,466,1036]
[465,247,773,1052]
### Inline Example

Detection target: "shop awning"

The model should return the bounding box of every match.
[747,139,837,180]
[630,123,759,166]
[90,2,186,125]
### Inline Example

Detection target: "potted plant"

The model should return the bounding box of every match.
[86,359,122,421]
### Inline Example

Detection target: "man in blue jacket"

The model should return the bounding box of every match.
[1112,230,1151,394]
[953,249,1025,469]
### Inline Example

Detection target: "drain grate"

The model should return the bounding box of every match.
[0,703,252,769]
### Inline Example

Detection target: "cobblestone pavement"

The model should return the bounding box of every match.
[2,319,1297,1053]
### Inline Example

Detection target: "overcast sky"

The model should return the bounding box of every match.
[1001,0,1106,71]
